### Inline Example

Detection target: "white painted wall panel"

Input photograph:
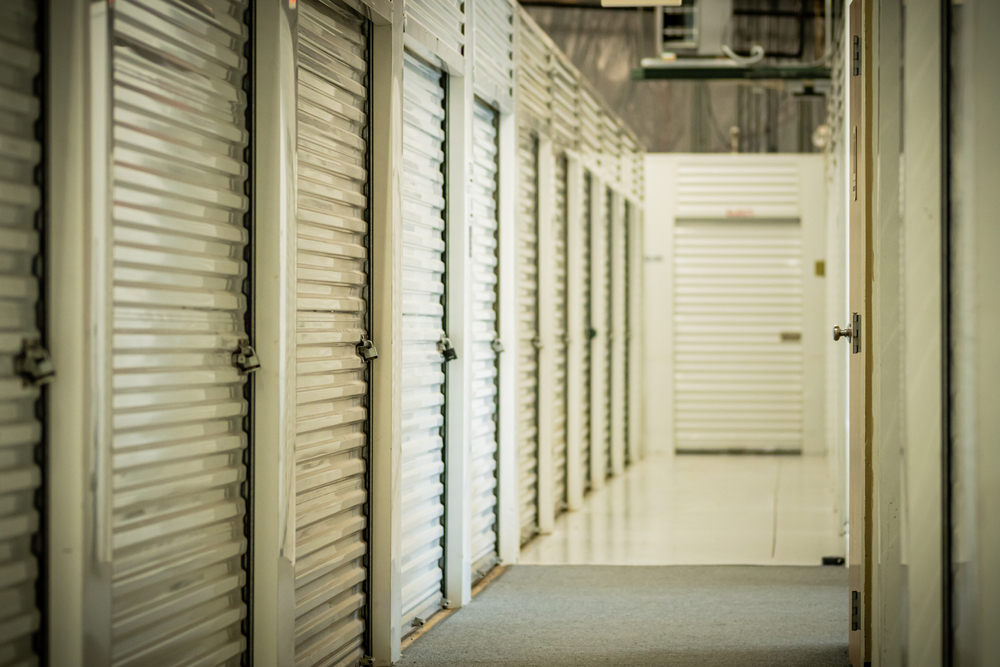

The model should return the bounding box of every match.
[400,52,447,632]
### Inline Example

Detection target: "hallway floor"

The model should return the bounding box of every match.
[520,453,845,566]
[401,565,849,667]
[401,454,849,666]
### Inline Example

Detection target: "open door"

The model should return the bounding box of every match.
[844,1,872,665]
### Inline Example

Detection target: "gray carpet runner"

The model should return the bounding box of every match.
[400,565,849,666]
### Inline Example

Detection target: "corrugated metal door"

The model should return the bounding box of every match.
[623,202,632,466]
[469,100,501,578]
[610,195,627,474]
[516,127,540,544]
[0,3,42,664]
[400,52,447,631]
[551,153,569,514]
[295,2,371,664]
[106,1,251,664]
[600,188,613,478]
[673,219,804,452]
[579,172,593,491]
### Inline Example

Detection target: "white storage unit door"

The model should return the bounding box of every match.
[400,52,447,631]
[623,202,632,465]
[469,100,501,577]
[673,219,804,452]
[551,153,569,513]
[295,2,371,664]
[579,172,593,491]
[516,127,540,544]
[103,1,251,664]
[610,196,627,473]
[600,189,613,479]
[0,4,42,664]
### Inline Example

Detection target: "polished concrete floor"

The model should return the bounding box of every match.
[519,452,846,566]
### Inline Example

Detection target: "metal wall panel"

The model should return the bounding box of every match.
[600,115,620,184]
[400,52,447,632]
[0,3,42,664]
[600,188,613,478]
[676,159,800,219]
[104,1,251,664]
[469,100,501,577]
[404,0,464,64]
[472,0,513,112]
[516,127,540,544]
[550,59,577,149]
[579,172,593,491]
[295,2,371,664]
[578,89,601,162]
[550,153,569,513]
[516,17,551,127]
[673,220,804,452]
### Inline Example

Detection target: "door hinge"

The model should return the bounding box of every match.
[358,336,379,361]
[852,312,862,355]
[851,590,860,631]
[852,35,861,76]
[588,327,598,340]
[232,339,260,374]
[14,338,55,387]
[491,335,505,354]
[438,335,458,362]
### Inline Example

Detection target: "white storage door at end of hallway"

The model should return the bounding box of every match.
[551,152,569,514]
[516,127,540,545]
[400,51,448,631]
[0,3,43,664]
[672,219,804,452]
[295,1,372,664]
[469,99,502,577]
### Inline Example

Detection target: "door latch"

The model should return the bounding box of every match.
[851,312,861,354]
[14,338,55,387]
[588,327,598,340]
[358,336,379,361]
[490,335,505,354]
[438,335,458,362]
[232,339,260,374]
[833,313,862,354]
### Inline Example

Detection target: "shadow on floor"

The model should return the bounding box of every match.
[400,565,849,667]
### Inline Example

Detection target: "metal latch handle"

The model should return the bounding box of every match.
[15,338,55,386]
[233,339,260,374]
